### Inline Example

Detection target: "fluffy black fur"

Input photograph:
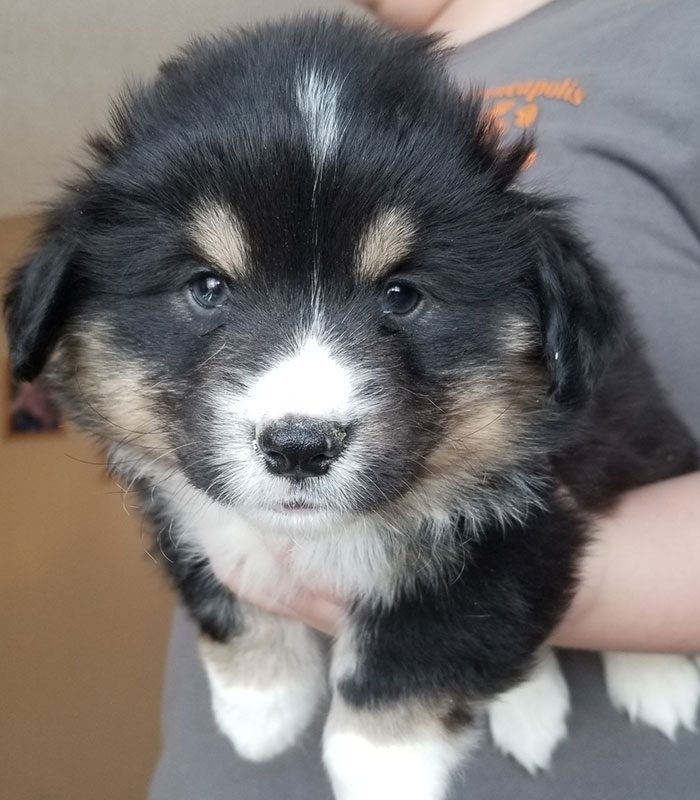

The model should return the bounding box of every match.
[5,12,698,782]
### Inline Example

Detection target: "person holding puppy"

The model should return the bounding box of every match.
[150,1,700,798]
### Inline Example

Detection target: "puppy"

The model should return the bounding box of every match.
[5,15,698,799]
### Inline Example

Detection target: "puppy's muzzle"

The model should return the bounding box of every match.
[256,417,347,479]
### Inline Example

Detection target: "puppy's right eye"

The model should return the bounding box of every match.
[189,273,227,309]
[381,281,422,316]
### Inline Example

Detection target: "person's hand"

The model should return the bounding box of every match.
[222,565,344,637]
[222,472,700,651]
[550,471,700,653]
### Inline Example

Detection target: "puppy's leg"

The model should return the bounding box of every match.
[200,602,326,761]
[322,630,478,800]
[323,693,478,800]
[488,647,570,773]
[602,651,700,738]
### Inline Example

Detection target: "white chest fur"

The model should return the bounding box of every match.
[158,474,397,603]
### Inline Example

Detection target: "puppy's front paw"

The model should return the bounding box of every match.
[200,610,326,761]
[206,673,322,761]
[324,728,470,800]
[488,648,570,774]
[322,678,480,800]
[603,652,700,739]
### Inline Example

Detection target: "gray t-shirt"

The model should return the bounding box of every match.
[449,0,700,437]
[149,3,700,798]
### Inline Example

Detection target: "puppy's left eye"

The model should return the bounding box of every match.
[189,273,227,308]
[380,281,422,315]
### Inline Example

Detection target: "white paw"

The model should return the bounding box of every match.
[603,652,700,739]
[488,648,570,774]
[323,730,468,800]
[206,669,323,761]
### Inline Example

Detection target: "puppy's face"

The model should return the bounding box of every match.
[5,19,615,527]
[50,190,542,524]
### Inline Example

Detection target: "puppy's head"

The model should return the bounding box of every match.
[4,16,618,525]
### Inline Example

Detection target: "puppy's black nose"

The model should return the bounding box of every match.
[257,417,347,479]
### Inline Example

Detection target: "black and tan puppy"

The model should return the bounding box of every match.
[5,15,698,799]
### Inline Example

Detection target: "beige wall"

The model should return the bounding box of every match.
[0,0,361,216]
[1,216,174,799]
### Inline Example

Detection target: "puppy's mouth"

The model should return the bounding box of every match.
[281,499,316,511]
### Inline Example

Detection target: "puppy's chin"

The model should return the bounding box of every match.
[239,502,354,537]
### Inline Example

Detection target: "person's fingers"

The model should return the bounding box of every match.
[218,565,344,637]
[267,588,344,637]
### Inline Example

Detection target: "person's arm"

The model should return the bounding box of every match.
[222,472,700,649]
[550,471,700,653]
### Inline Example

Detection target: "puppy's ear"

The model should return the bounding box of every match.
[533,211,621,405]
[461,93,535,189]
[4,226,77,382]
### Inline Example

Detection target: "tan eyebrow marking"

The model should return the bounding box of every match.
[356,207,416,281]
[190,202,248,278]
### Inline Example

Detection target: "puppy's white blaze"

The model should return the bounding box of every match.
[240,338,354,422]
[296,68,341,168]
[323,729,472,800]
[602,651,700,738]
[488,647,570,774]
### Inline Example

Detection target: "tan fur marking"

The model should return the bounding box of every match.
[356,208,416,281]
[428,364,545,477]
[500,315,541,356]
[401,341,547,517]
[190,202,248,278]
[199,603,322,688]
[47,320,170,454]
[327,692,470,743]
[422,317,544,479]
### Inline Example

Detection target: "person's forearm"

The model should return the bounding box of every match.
[550,471,700,653]
[222,473,700,650]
